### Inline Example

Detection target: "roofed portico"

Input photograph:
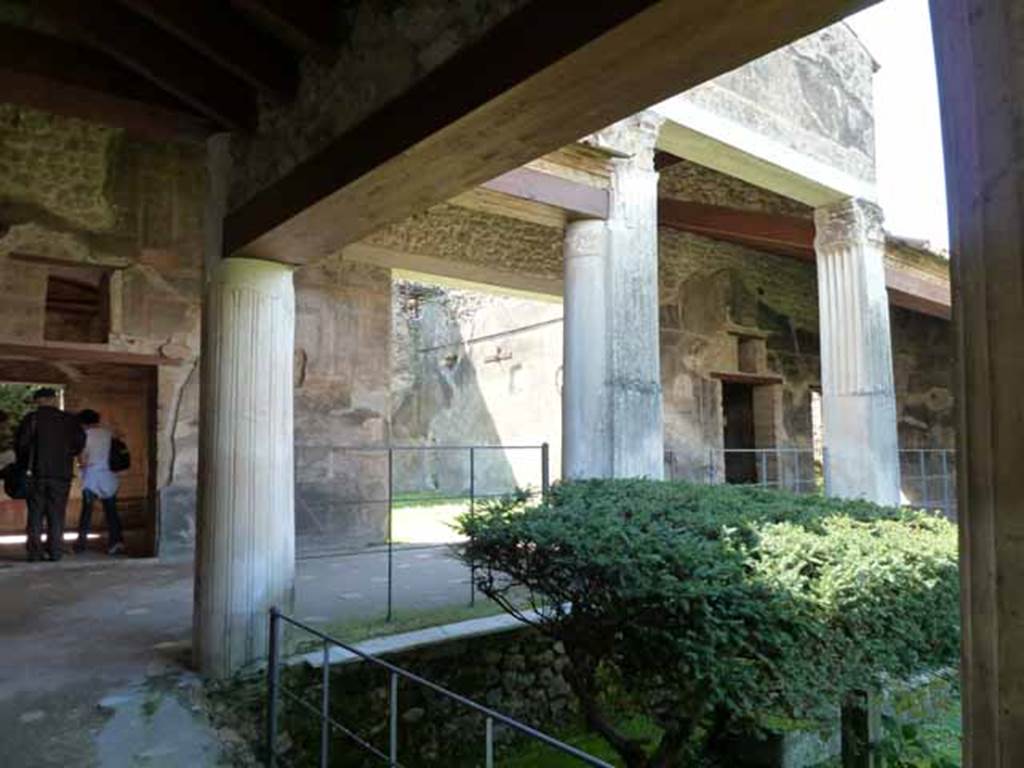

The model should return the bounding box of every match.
[0,1,1019,763]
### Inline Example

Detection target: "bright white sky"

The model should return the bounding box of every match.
[846,0,949,252]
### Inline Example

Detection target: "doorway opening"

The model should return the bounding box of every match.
[722,381,757,483]
[0,362,158,563]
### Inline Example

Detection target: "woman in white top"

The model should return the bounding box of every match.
[74,409,124,555]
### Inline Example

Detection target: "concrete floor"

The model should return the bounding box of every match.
[0,544,473,767]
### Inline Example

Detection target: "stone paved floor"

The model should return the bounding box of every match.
[0,544,473,767]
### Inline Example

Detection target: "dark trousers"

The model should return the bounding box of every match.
[78,490,122,546]
[26,477,71,560]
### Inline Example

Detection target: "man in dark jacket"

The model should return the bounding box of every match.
[15,388,85,562]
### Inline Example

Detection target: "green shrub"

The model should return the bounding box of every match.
[457,480,958,768]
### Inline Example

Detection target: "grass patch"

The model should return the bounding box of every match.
[392,491,471,509]
[499,715,660,768]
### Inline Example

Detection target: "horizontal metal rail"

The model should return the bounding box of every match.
[268,607,613,768]
[323,444,548,452]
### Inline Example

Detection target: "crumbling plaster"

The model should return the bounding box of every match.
[679,22,877,185]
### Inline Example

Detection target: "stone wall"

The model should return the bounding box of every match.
[679,22,877,183]
[391,278,562,495]
[0,106,394,556]
[274,627,576,767]
[294,258,392,554]
[0,107,207,555]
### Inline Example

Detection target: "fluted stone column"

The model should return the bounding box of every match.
[562,112,664,480]
[813,198,900,506]
[194,257,296,677]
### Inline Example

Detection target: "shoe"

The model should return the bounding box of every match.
[72,541,86,554]
[107,542,125,556]
[27,552,40,563]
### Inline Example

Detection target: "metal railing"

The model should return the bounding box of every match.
[266,608,612,768]
[297,443,550,622]
[711,447,821,495]
[665,447,823,494]
[667,446,957,517]
[898,448,956,518]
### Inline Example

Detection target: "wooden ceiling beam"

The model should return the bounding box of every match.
[229,0,341,59]
[118,0,297,101]
[0,341,180,367]
[659,197,816,259]
[223,0,876,264]
[479,168,610,220]
[37,0,257,131]
[0,25,211,140]
[658,197,951,319]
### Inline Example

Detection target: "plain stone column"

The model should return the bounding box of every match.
[194,257,296,678]
[931,0,1024,762]
[562,111,665,480]
[813,198,900,506]
[562,219,612,478]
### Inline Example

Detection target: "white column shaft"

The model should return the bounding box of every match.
[607,158,664,478]
[814,199,900,505]
[561,112,664,480]
[194,257,296,677]
[562,220,612,478]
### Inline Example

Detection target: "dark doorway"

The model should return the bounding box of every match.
[722,381,757,483]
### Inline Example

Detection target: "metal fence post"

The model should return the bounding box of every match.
[266,607,281,768]
[387,447,394,623]
[541,442,550,497]
[823,446,831,497]
[486,716,495,768]
[707,447,714,485]
[759,450,767,489]
[389,672,399,766]
[918,449,928,510]
[469,447,476,607]
[941,449,951,518]
[794,449,802,494]
[320,641,330,767]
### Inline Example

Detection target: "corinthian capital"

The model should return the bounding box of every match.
[813,198,885,252]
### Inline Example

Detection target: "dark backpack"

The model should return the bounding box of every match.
[108,438,131,473]
[1,462,28,500]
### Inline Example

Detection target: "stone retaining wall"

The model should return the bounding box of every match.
[275,626,576,767]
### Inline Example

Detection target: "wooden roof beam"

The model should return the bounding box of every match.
[224,0,876,264]
[38,0,258,131]
[229,0,341,59]
[118,0,297,101]
[658,197,951,319]
[0,25,211,140]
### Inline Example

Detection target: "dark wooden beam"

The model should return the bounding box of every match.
[118,0,297,100]
[659,198,816,260]
[658,197,952,319]
[0,341,180,367]
[0,25,211,140]
[654,150,686,171]
[884,266,952,320]
[710,370,785,385]
[480,168,610,220]
[224,0,877,263]
[38,0,257,130]
[230,0,341,59]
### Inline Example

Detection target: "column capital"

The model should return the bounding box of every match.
[813,198,885,252]
[582,110,665,169]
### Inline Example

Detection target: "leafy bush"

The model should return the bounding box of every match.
[0,383,35,450]
[457,480,958,768]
